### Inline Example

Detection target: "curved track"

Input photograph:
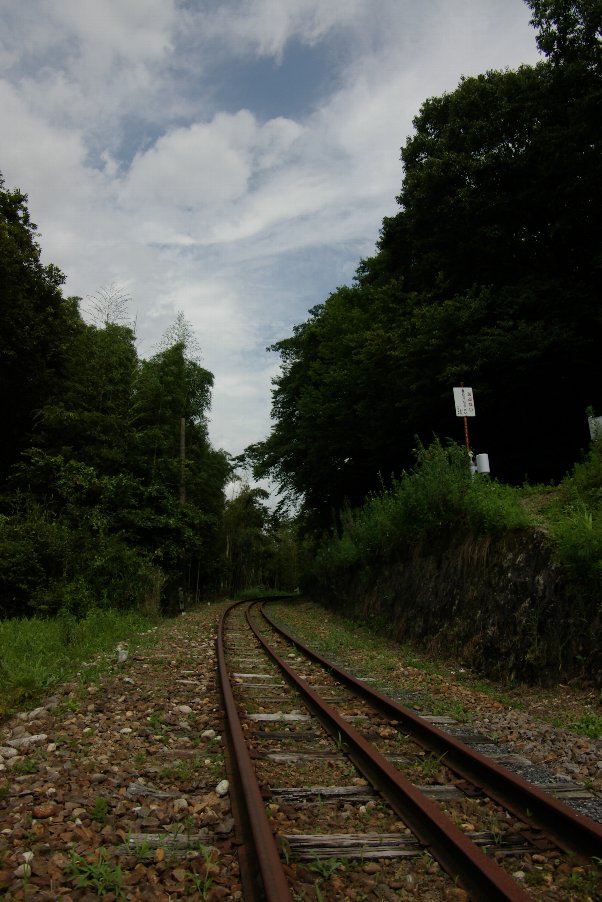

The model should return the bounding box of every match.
[217,600,602,900]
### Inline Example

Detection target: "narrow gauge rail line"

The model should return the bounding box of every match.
[243,602,536,900]
[220,600,602,899]
[259,600,602,863]
[218,601,573,901]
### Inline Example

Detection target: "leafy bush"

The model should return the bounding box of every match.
[570,435,602,505]
[543,437,602,597]
[308,439,528,585]
[0,497,158,618]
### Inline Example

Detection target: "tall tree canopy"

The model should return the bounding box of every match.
[0,177,79,480]
[249,0,602,527]
[525,0,602,68]
[0,178,233,616]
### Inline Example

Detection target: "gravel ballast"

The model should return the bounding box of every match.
[1,598,601,900]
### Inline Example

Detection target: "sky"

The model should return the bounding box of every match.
[0,0,541,468]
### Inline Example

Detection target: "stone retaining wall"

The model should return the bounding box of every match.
[310,529,602,686]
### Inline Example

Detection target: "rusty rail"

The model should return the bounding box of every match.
[261,601,602,860]
[247,605,531,902]
[216,601,293,902]
[260,601,602,862]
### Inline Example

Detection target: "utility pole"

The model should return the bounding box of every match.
[179,416,186,504]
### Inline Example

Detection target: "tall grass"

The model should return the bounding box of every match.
[0,608,157,715]
[309,440,528,582]
[307,436,602,626]
[542,437,602,597]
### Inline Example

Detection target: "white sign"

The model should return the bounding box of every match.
[588,416,602,441]
[453,387,475,417]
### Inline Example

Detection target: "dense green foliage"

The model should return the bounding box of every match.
[0,177,243,616]
[306,440,529,587]
[541,436,602,596]
[248,1,602,529]
[222,484,299,595]
[0,173,298,617]
[307,435,602,602]
[525,0,602,69]
[0,177,78,481]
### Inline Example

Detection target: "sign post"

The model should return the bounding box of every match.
[453,386,475,452]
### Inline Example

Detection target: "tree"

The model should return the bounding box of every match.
[37,321,138,474]
[0,175,79,480]
[250,5,602,520]
[83,283,133,328]
[221,485,298,593]
[0,200,232,615]
[129,335,231,602]
[525,0,602,69]
[368,60,600,299]
[157,310,203,363]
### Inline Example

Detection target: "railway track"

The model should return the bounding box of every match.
[218,600,602,901]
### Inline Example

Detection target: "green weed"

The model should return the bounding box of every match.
[90,796,109,823]
[564,861,602,896]
[418,751,448,781]
[524,869,546,887]
[186,869,214,899]
[428,697,471,722]
[66,848,124,898]
[11,757,39,776]
[308,858,344,879]
[570,712,602,739]
[159,757,198,783]
[132,837,153,861]
[185,845,215,898]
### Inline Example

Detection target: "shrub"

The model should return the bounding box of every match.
[539,437,602,600]
[308,439,528,585]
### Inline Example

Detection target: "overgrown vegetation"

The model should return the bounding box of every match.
[66,849,124,898]
[0,608,156,714]
[306,435,602,599]
[221,484,298,596]
[540,437,602,599]
[307,440,529,585]
[0,177,298,626]
[0,184,232,617]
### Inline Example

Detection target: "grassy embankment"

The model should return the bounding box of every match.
[306,437,602,608]
[0,609,159,718]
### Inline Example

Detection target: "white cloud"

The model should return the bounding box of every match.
[47,0,177,67]
[0,0,540,463]
[210,357,282,453]
[124,114,254,209]
[0,81,91,203]
[195,0,367,60]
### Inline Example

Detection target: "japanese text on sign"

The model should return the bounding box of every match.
[453,387,476,417]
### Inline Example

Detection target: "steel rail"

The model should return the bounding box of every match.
[246,605,530,902]
[260,601,602,861]
[216,601,294,902]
